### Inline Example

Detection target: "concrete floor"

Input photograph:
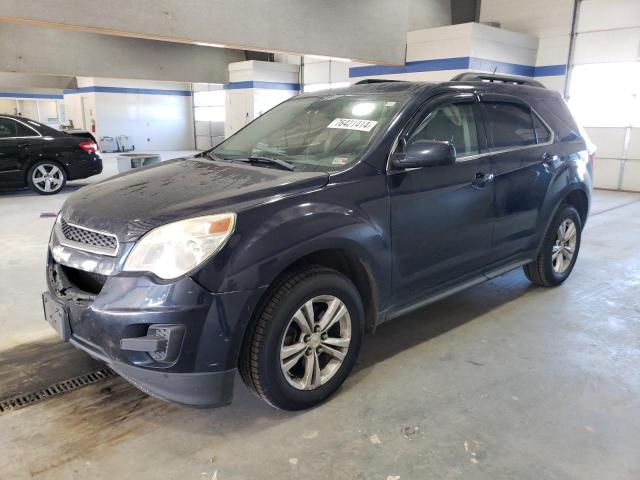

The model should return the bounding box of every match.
[1,168,639,478]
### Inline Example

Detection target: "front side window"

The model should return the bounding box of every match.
[407,103,479,158]
[213,94,406,172]
[483,102,536,149]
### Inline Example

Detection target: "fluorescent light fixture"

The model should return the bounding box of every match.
[307,54,331,61]
[306,55,351,63]
[194,42,225,48]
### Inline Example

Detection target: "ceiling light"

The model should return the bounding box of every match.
[195,42,225,48]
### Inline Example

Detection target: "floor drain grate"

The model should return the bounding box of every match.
[0,367,115,413]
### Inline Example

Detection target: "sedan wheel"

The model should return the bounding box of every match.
[30,163,66,194]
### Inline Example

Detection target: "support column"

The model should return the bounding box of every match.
[224,61,300,137]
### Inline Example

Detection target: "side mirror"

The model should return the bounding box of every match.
[392,140,456,169]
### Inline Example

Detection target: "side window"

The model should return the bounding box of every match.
[14,121,38,137]
[483,102,536,150]
[407,103,479,158]
[533,114,551,143]
[0,118,17,138]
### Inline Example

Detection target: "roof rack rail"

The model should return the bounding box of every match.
[451,72,545,88]
[354,79,407,85]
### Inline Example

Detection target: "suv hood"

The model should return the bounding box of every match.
[61,157,329,242]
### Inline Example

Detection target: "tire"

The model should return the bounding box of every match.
[523,204,582,287]
[240,266,364,410]
[27,161,67,195]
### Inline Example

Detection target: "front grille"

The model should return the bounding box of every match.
[60,218,118,253]
[61,264,107,295]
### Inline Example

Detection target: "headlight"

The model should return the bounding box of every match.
[123,213,236,280]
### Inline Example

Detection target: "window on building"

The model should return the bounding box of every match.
[568,62,640,128]
[194,89,225,122]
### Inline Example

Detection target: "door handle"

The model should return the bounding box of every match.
[472,172,494,188]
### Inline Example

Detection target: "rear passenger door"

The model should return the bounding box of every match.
[479,94,556,265]
[0,117,41,185]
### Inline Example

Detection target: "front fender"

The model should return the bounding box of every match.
[191,171,391,297]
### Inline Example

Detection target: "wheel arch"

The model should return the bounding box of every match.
[535,184,590,255]
[236,246,380,372]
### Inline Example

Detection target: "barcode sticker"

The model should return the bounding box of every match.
[327,118,378,132]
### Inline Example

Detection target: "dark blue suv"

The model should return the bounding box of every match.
[43,73,593,410]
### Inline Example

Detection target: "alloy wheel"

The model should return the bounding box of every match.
[32,164,64,193]
[280,295,352,390]
[552,218,577,274]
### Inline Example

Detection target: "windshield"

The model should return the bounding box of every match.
[212,94,406,172]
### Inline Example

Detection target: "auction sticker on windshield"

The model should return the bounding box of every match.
[327,118,378,132]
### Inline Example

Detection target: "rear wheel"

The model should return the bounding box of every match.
[524,204,582,287]
[240,266,364,410]
[27,161,67,195]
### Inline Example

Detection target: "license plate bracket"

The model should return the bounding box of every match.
[42,292,71,341]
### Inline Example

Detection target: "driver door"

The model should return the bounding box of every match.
[387,93,496,309]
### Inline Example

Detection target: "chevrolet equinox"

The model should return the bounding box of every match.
[43,73,593,410]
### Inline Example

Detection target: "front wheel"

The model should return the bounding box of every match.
[524,204,582,287]
[27,161,67,195]
[240,266,364,410]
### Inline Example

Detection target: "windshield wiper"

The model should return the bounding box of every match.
[204,150,225,162]
[239,156,296,171]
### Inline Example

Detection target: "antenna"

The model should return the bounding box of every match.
[492,66,498,74]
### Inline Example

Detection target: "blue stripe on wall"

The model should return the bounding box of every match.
[349,57,470,77]
[533,64,567,77]
[0,92,63,100]
[223,81,300,91]
[63,86,192,96]
[349,57,566,79]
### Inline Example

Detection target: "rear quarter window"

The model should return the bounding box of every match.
[535,97,581,143]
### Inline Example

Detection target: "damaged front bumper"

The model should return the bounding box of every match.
[43,233,264,407]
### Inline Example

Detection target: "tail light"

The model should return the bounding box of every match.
[79,140,98,153]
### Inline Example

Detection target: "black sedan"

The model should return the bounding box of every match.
[0,115,102,194]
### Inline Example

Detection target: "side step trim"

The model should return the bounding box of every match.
[385,259,531,322]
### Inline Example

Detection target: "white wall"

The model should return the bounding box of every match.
[224,61,299,137]
[349,23,541,86]
[64,77,194,150]
[479,0,574,91]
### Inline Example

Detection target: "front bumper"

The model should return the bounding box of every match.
[45,244,265,407]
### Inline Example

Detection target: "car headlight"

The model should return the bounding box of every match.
[123,213,236,280]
